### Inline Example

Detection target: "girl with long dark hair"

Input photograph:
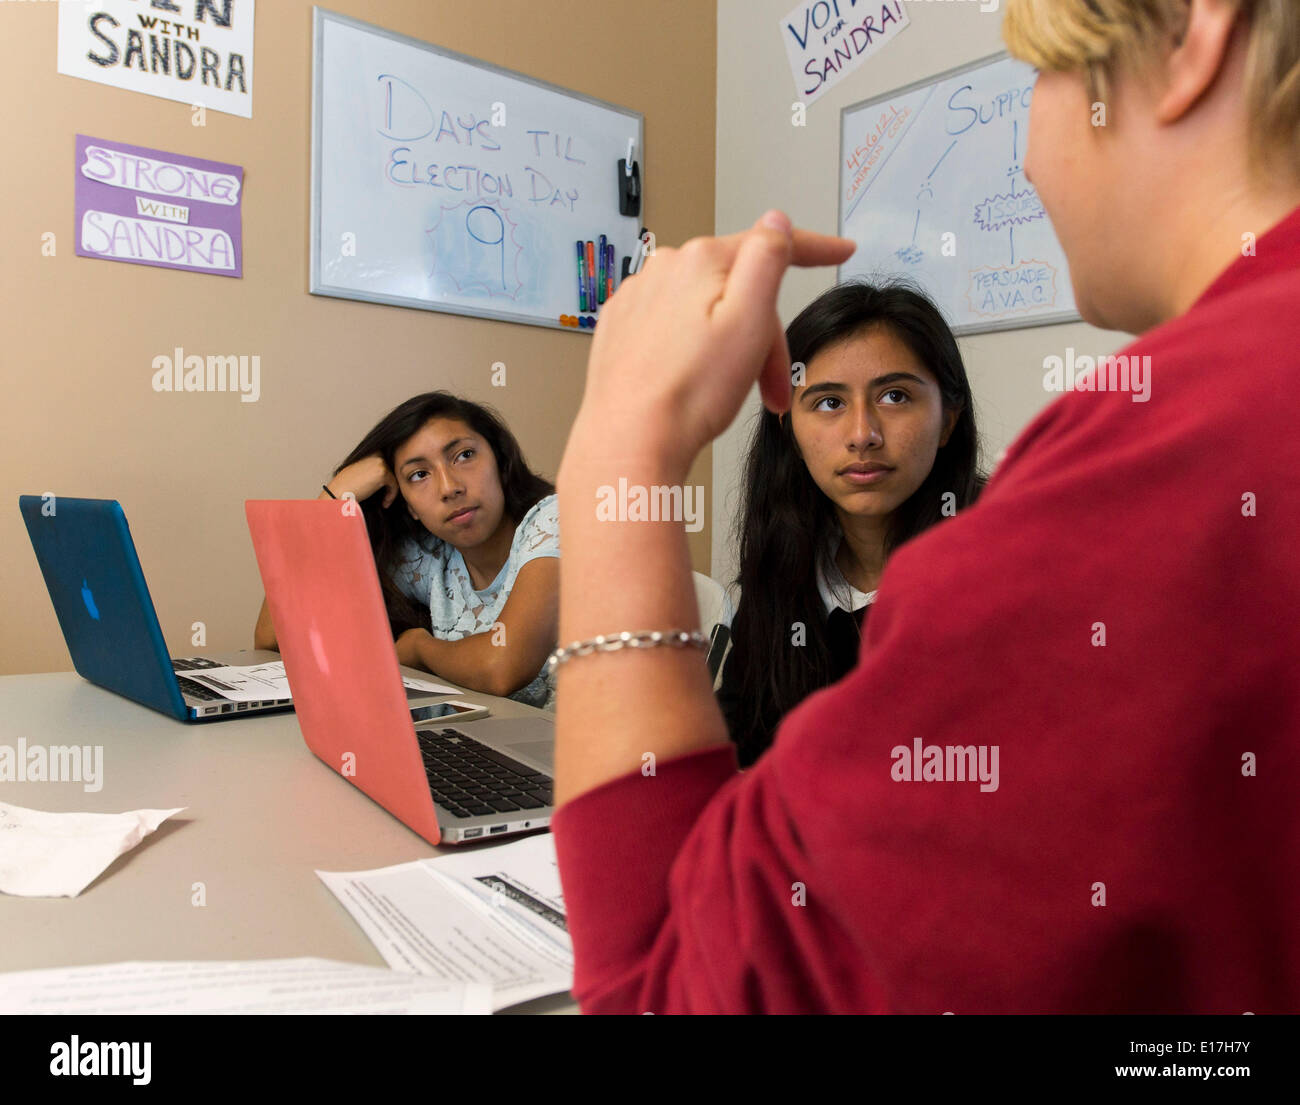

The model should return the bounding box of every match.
[253,391,559,707]
[717,281,984,764]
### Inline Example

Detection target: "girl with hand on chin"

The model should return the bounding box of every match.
[254,391,559,707]
[718,282,983,765]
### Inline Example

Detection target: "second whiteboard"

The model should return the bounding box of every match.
[839,52,1079,334]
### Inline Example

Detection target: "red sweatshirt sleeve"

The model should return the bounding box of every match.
[551,209,1300,1014]
[550,745,739,1010]
[552,744,887,1013]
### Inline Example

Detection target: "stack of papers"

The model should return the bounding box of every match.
[0,958,490,1014]
[0,834,572,1013]
[317,832,573,1010]
[177,661,459,702]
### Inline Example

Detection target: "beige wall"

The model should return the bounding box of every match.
[1,0,716,675]
[712,0,1130,590]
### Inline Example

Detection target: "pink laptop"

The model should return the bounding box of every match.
[245,500,556,846]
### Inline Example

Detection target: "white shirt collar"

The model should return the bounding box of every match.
[817,537,877,615]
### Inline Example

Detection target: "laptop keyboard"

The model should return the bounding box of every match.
[416,729,553,820]
[172,657,288,711]
[175,677,222,701]
[170,658,223,700]
[172,657,224,671]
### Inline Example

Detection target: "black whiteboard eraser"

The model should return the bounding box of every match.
[618,159,641,217]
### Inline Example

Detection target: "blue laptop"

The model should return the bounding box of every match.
[18,496,292,722]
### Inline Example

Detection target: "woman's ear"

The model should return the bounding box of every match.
[939,405,961,448]
[1152,0,1240,127]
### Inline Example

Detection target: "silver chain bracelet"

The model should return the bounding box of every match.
[546,629,708,675]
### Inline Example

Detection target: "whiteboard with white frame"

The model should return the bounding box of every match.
[310,8,643,331]
[838,52,1080,335]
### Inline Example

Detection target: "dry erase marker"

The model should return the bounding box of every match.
[598,234,607,302]
[585,241,596,312]
[606,242,616,294]
[576,242,587,312]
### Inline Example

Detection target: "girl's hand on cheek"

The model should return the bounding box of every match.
[328,454,399,508]
[568,211,855,478]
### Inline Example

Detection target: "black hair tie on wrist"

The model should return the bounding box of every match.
[322,484,337,499]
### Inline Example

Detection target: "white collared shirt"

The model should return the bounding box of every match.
[817,539,878,616]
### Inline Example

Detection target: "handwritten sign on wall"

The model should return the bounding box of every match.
[75,135,243,278]
[780,0,909,105]
[58,0,255,118]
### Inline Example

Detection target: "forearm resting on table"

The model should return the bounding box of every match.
[553,441,729,807]
[409,630,534,699]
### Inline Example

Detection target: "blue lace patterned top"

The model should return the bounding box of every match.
[391,495,559,708]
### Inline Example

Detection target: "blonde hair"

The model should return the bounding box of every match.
[1003,0,1300,179]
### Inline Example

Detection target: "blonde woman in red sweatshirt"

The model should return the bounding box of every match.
[551,0,1300,1012]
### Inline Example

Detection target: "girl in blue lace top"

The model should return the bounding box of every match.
[254,392,559,708]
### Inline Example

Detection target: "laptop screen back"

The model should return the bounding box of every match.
[244,499,441,845]
[18,495,188,719]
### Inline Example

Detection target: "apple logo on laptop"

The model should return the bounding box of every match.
[81,579,100,620]
[308,623,330,674]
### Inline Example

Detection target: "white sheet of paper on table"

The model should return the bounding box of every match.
[398,674,462,695]
[317,833,572,1011]
[0,802,184,898]
[174,660,295,702]
[179,660,459,701]
[0,957,492,1014]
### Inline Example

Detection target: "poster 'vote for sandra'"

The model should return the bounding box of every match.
[75,134,244,278]
[58,0,255,119]
[780,0,910,106]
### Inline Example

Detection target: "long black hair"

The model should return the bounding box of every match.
[337,391,554,636]
[726,281,984,759]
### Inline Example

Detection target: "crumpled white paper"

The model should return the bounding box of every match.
[0,801,185,898]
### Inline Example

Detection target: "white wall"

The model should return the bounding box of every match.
[712,0,1129,590]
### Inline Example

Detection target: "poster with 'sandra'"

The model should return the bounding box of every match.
[75,135,243,279]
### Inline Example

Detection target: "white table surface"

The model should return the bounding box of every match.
[0,671,576,1014]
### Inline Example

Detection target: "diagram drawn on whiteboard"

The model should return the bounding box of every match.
[839,52,1079,334]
